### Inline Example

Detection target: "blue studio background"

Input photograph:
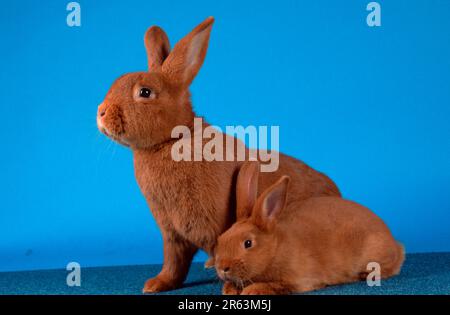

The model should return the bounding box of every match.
[0,0,449,272]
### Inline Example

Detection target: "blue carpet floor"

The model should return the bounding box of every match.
[0,252,449,295]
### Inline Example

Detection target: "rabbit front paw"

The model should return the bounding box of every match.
[241,282,290,295]
[142,276,178,293]
[222,281,241,295]
[204,257,215,269]
[241,283,275,295]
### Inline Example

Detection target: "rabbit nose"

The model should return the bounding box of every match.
[98,102,107,117]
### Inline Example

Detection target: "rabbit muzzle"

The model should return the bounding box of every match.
[97,102,130,147]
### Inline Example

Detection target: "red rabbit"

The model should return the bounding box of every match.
[215,162,404,295]
[97,17,340,293]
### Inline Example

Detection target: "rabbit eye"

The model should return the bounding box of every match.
[244,240,252,249]
[139,87,152,98]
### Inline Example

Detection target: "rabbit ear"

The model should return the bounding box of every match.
[236,161,260,220]
[144,26,171,71]
[162,17,214,86]
[254,176,290,229]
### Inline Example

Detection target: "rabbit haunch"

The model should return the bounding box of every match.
[171,117,280,172]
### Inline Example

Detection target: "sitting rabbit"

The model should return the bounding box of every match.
[97,17,340,293]
[215,162,404,295]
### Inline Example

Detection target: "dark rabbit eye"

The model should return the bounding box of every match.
[139,87,152,98]
[244,240,252,249]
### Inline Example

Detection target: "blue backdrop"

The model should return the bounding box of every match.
[1,0,449,272]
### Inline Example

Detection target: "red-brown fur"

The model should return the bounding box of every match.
[97,17,340,293]
[215,162,404,295]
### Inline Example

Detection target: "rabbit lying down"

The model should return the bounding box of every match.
[215,162,405,295]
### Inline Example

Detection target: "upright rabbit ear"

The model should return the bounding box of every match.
[254,176,290,229]
[162,17,214,86]
[236,161,260,220]
[144,26,171,71]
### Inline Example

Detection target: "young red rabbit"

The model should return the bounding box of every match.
[215,162,404,295]
[96,17,340,293]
